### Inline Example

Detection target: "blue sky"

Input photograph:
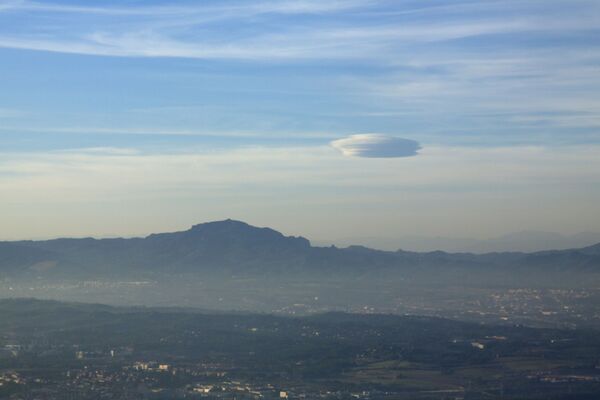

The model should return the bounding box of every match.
[0,0,599,242]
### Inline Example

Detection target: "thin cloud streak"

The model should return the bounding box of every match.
[0,1,598,60]
[0,0,368,16]
[0,125,335,139]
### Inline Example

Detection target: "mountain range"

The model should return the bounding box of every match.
[324,231,600,253]
[1,219,600,282]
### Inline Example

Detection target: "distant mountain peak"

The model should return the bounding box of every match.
[190,219,250,230]
[183,219,311,249]
[187,219,284,238]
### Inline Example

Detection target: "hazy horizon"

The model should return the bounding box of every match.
[2,217,600,255]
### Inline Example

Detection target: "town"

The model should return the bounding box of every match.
[2,298,600,399]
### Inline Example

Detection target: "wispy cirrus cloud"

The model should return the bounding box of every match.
[0,0,366,16]
[1,0,600,148]
[0,0,598,60]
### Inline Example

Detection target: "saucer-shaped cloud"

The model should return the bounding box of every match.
[331,134,421,158]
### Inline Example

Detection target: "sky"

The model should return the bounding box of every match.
[0,0,599,243]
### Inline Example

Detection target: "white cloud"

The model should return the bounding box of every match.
[57,147,140,156]
[331,134,421,158]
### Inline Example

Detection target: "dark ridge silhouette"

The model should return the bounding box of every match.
[1,219,599,280]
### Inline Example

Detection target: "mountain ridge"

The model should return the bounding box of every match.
[324,230,600,253]
[1,219,600,280]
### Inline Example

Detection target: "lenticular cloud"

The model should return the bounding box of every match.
[331,134,421,158]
